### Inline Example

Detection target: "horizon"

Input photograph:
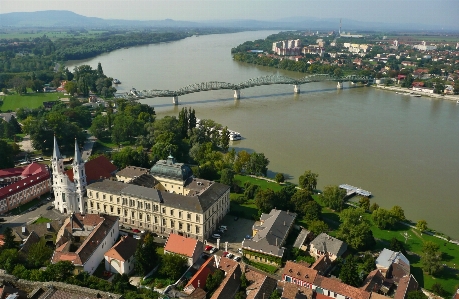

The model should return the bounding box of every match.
[1,0,458,30]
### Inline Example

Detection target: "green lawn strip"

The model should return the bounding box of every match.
[244,259,278,274]
[229,202,258,220]
[234,174,283,192]
[0,92,62,112]
[33,217,52,224]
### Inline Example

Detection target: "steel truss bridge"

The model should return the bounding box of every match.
[116,74,374,103]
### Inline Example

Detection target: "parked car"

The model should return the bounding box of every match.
[0,218,5,222]
[132,229,141,233]
[245,235,252,239]
[227,253,234,259]
[210,247,218,254]
[205,245,213,251]
[219,225,227,231]
[222,251,229,257]
[233,256,241,262]
[211,234,221,239]
[238,248,242,254]
[46,206,53,210]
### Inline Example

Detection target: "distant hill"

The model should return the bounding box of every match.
[0,10,454,31]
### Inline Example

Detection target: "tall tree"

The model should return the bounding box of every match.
[336,208,375,251]
[298,170,318,192]
[372,208,396,229]
[320,185,346,212]
[358,197,370,211]
[390,205,406,222]
[421,241,443,276]
[254,189,276,213]
[220,168,235,186]
[308,220,328,236]
[416,219,428,232]
[159,253,187,281]
[247,152,269,176]
[0,140,15,169]
[26,238,53,268]
[135,232,158,275]
[2,227,17,250]
[339,256,361,287]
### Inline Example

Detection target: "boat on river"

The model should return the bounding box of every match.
[113,79,121,84]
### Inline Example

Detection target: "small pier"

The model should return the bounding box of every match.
[339,184,372,197]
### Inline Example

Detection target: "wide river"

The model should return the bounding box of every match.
[68,31,459,239]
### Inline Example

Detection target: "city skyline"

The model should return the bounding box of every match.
[1,0,458,30]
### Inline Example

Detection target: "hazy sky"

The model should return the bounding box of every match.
[1,0,458,28]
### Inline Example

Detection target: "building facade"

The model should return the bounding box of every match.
[86,158,230,241]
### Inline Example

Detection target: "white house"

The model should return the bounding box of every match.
[52,213,119,274]
[104,236,138,275]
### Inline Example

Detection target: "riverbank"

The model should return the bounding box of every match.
[373,84,459,102]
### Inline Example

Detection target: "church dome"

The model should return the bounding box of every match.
[150,156,193,181]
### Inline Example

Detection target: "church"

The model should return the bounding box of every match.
[52,136,117,214]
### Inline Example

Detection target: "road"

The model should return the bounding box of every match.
[0,200,65,233]
[81,135,96,161]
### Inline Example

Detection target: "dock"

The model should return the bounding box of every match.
[339,184,372,197]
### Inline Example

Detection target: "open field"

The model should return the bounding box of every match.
[0,30,109,40]
[0,92,61,112]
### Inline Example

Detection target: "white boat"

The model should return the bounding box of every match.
[113,79,121,84]
[456,100,459,104]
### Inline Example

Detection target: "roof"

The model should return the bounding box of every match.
[282,261,318,285]
[370,293,392,299]
[310,233,347,257]
[18,231,40,254]
[65,156,117,183]
[210,264,241,299]
[293,229,311,248]
[245,268,277,299]
[0,165,50,199]
[150,156,193,182]
[361,269,385,292]
[314,275,371,299]
[376,248,409,269]
[164,233,199,258]
[242,209,297,258]
[388,260,410,283]
[394,275,418,299]
[0,167,24,179]
[53,213,119,266]
[116,166,149,180]
[21,163,47,176]
[310,255,332,275]
[184,255,216,291]
[104,236,138,262]
[279,281,313,299]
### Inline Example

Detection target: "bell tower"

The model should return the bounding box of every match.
[72,139,87,213]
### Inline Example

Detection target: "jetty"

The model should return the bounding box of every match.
[339,184,372,197]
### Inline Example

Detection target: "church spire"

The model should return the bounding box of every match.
[74,138,82,165]
[53,135,61,160]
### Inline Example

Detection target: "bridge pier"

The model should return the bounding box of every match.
[172,96,179,105]
[293,84,300,94]
[337,82,343,89]
[233,89,240,99]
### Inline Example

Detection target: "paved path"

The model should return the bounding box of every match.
[19,134,34,152]
[81,136,96,161]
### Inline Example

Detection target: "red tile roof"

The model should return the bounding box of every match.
[314,275,371,299]
[279,281,313,299]
[21,163,46,176]
[0,167,24,179]
[164,233,198,258]
[0,164,50,199]
[184,256,215,291]
[282,261,317,286]
[65,156,117,183]
[393,275,418,299]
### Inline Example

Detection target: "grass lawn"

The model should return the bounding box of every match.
[243,259,278,274]
[0,92,61,112]
[234,174,284,192]
[33,217,52,224]
[230,201,258,220]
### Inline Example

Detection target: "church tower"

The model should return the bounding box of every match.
[52,136,73,214]
[72,139,87,213]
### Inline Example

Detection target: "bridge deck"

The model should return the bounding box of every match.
[339,184,372,197]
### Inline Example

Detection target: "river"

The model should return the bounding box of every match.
[67,31,459,239]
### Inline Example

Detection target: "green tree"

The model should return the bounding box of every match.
[358,197,370,211]
[112,146,150,169]
[320,185,346,212]
[416,219,428,232]
[159,253,187,281]
[0,140,15,169]
[44,261,75,281]
[0,249,19,273]
[233,150,251,173]
[339,256,361,287]
[205,269,224,293]
[431,283,445,296]
[302,201,322,223]
[2,227,16,249]
[370,202,379,212]
[406,290,427,299]
[26,238,53,268]
[336,208,375,251]
[298,170,318,192]
[135,232,158,275]
[290,189,312,215]
[275,173,285,183]
[220,168,235,186]
[421,241,443,276]
[308,220,329,236]
[219,126,230,152]
[389,238,407,256]
[64,81,77,95]
[246,152,269,176]
[390,205,406,222]
[254,189,276,213]
[89,114,108,139]
[269,290,281,299]
[244,183,259,200]
[372,208,396,229]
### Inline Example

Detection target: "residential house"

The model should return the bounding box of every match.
[360,269,386,294]
[210,264,242,299]
[393,275,419,299]
[375,248,409,277]
[164,233,204,266]
[293,228,312,251]
[276,281,313,299]
[242,209,296,265]
[244,266,277,299]
[12,219,61,250]
[281,261,318,289]
[310,255,333,276]
[313,275,371,299]
[183,255,216,294]
[104,235,138,274]
[0,163,51,214]
[309,233,347,262]
[52,213,119,274]
[87,157,230,240]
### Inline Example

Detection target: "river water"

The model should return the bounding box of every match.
[68,31,459,239]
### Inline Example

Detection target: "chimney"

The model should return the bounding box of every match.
[198,280,200,288]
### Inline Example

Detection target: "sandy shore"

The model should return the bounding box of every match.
[373,85,459,102]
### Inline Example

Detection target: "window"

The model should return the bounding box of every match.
[170,220,175,228]
[110,206,114,213]
[117,197,120,203]
[110,196,113,202]
[162,207,166,214]
[117,208,121,215]
[89,191,92,197]
[147,214,151,221]
[139,213,143,220]
[187,223,191,232]
[196,215,200,222]
[96,203,100,210]
[179,211,182,218]
[90,201,93,208]
[187,213,191,220]
[124,210,128,216]
[195,226,200,234]
[122,198,127,205]
[162,218,166,225]
[179,222,183,230]
[103,194,106,200]
[154,216,158,224]
[131,211,135,218]
[170,209,174,216]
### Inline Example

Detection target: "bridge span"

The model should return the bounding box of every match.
[117,74,374,105]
